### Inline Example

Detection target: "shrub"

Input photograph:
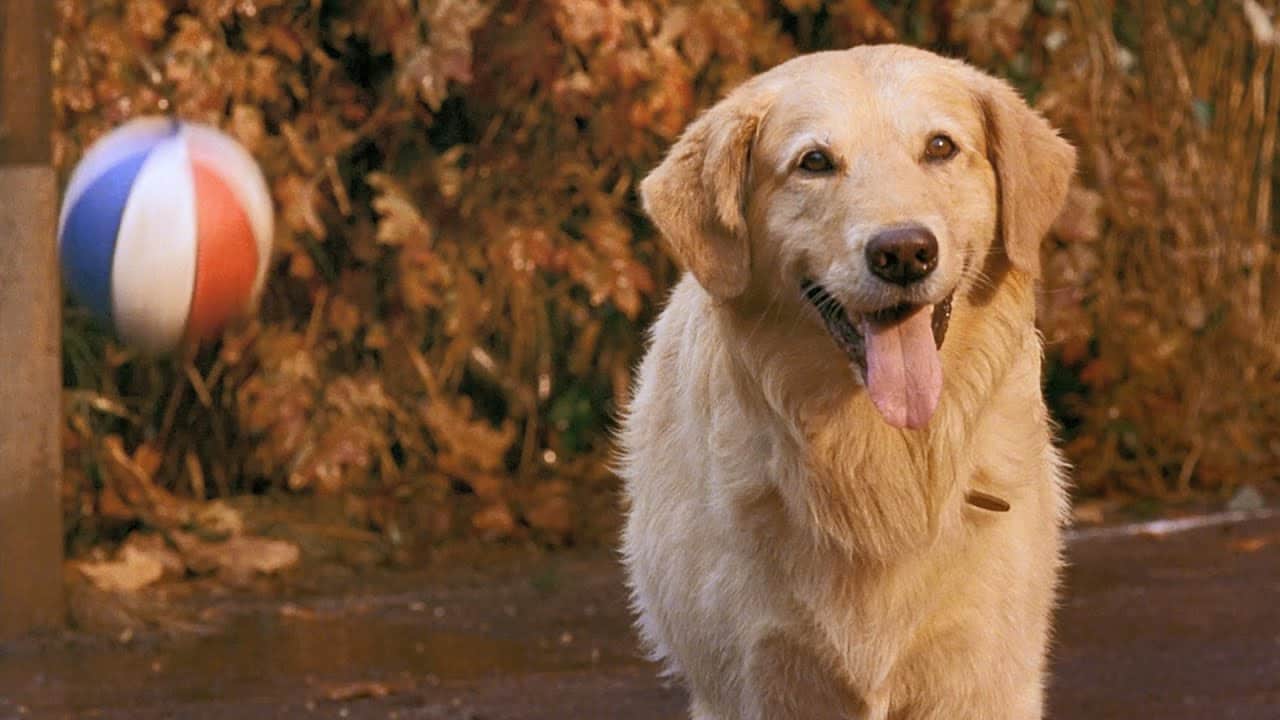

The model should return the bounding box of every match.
[55,1,1280,550]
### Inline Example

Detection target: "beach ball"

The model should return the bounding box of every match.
[59,117,274,354]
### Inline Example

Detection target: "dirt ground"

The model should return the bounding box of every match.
[2,512,1278,720]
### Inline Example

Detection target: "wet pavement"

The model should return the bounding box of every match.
[2,513,1278,720]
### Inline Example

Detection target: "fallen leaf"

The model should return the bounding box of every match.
[132,442,164,479]
[77,545,166,593]
[122,533,185,576]
[322,681,397,702]
[471,502,516,540]
[100,435,189,528]
[192,500,246,539]
[279,602,321,621]
[1226,485,1266,513]
[1072,500,1107,525]
[97,484,137,523]
[173,532,301,578]
[1228,536,1273,553]
[223,535,302,574]
[424,397,518,474]
[524,481,573,538]
[464,473,505,502]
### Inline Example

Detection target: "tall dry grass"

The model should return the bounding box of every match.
[1038,1,1280,498]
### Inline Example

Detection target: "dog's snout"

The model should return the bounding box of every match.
[865,226,939,286]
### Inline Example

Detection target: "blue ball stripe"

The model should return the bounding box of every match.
[60,148,153,322]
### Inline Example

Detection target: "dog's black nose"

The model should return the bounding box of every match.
[865,226,938,285]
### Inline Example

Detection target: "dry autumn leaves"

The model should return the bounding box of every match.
[55,1,1280,567]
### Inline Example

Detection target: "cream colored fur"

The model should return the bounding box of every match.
[618,45,1076,720]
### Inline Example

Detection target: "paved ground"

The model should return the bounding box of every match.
[2,513,1278,720]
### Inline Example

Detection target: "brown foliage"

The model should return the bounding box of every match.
[1036,2,1280,496]
[55,1,1280,553]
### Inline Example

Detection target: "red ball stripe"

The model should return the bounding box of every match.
[185,161,259,344]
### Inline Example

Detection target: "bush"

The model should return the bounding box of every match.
[54,0,1280,551]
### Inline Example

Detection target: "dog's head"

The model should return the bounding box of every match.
[640,45,1075,430]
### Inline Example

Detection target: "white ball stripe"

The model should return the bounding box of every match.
[58,117,177,243]
[110,137,199,353]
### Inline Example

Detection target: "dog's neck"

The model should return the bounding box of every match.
[713,272,1042,562]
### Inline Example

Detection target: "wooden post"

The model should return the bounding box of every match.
[0,0,64,639]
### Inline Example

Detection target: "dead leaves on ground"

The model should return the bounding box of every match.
[1228,536,1273,553]
[75,527,300,594]
[73,452,301,593]
[76,534,181,593]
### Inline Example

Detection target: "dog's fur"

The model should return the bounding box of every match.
[617,45,1076,720]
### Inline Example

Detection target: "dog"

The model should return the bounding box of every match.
[617,45,1076,720]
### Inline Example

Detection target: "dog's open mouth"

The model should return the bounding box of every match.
[801,279,953,430]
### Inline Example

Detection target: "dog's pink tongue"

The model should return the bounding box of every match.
[862,305,942,429]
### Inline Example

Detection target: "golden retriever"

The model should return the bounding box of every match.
[618,45,1076,720]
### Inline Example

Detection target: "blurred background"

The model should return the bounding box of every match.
[52,0,1278,573]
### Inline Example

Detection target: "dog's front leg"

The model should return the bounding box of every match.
[733,633,873,720]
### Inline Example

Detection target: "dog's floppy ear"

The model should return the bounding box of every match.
[639,94,762,299]
[977,78,1077,278]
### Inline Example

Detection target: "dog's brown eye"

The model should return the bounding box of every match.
[924,134,957,161]
[799,150,835,173]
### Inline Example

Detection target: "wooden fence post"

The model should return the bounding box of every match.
[0,0,64,639]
